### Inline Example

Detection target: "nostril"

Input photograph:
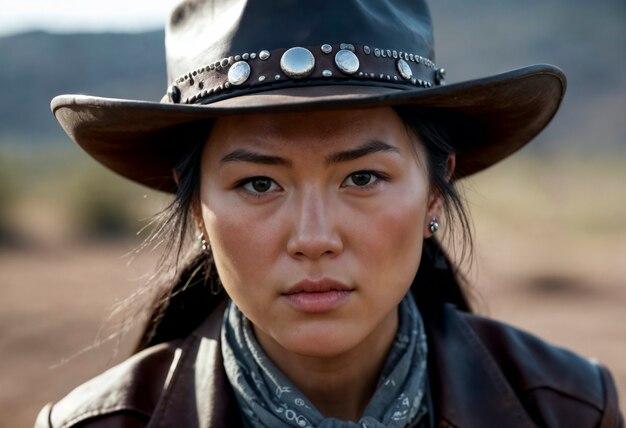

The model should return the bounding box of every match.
[288,237,342,260]
[289,242,342,260]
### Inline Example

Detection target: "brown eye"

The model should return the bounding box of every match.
[251,178,272,192]
[348,172,373,187]
[341,171,388,190]
[240,176,279,195]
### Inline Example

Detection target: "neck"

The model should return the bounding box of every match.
[254,308,398,421]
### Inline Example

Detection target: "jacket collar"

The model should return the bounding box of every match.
[421,302,537,427]
[152,299,535,428]
[148,300,243,428]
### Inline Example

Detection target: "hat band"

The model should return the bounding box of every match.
[164,43,446,105]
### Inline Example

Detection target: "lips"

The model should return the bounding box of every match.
[284,278,352,295]
[282,278,353,313]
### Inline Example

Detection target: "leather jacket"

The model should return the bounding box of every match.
[35,300,623,428]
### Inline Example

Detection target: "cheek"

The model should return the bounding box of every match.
[200,188,282,298]
[348,180,428,282]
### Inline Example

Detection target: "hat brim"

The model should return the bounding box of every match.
[52,64,565,193]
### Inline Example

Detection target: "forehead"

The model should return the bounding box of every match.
[204,107,415,154]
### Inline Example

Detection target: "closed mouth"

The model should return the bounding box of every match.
[283,278,352,295]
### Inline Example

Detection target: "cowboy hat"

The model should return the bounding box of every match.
[51,0,566,193]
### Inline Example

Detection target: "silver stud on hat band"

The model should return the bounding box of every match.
[436,68,446,85]
[167,43,442,105]
[227,61,251,86]
[396,58,413,80]
[280,47,315,79]
[334,49,360,75]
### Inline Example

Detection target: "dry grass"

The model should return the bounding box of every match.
[462,154,626,412]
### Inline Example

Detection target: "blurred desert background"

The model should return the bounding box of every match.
[1,0,624,426]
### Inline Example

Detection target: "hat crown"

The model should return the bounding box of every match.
[165,0,435,84]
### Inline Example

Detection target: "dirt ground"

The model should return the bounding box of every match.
[1,235,624,427]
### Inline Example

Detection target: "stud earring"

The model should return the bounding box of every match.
[429,218,440,234]
[198,233,209,251]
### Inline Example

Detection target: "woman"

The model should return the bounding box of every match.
[37,0,622,427]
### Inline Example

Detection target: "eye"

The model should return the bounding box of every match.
[342,171,386,188]
[238,176,280,195]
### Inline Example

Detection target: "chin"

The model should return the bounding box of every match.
[273,321,365,358]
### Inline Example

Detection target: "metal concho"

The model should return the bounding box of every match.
[396,59,413,80]
[334,49,359,75]
[436,68,446,85]
[280,47,315,79]
[227,61,251,86]
[167,85,181,103]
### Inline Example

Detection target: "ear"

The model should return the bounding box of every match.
[172,169,181,185]
[445,153,456,182]
[423,192,443,239]
[423,154,456,238]
[191,199,206,236]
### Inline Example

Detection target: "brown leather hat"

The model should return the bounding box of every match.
[52,0,566,193]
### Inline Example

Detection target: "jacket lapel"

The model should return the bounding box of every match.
[149,300,243,428]
[423,303,537,428]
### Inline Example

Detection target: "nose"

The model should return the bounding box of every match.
[286,188,343,260]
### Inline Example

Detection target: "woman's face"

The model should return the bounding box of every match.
[199,107,440,358]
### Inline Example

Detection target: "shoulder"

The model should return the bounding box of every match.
[453,307,623,427]
[460,310,605,399]
[35,300,236,428]
[35,340,181,428]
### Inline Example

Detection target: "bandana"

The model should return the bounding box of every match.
[221,293,429,428]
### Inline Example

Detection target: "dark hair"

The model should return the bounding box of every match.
[134,108,475,351]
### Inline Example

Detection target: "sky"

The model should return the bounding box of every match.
[0,1,179,36]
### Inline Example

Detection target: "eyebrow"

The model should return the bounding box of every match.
[220,149,292,167]
[220,140,399,167]
[325,140,400,164]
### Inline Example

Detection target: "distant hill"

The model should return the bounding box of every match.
[1,0,624,151]
[0,30,165,145]
[428,0,625,151]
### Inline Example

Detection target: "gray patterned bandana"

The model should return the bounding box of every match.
[221,292,429,428]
